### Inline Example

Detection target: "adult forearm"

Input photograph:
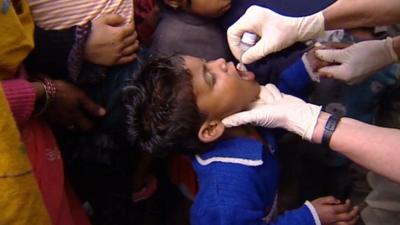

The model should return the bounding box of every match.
[312,112,400,183]
[323,0,400,30]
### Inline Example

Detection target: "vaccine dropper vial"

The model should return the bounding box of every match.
[237,32,258,71]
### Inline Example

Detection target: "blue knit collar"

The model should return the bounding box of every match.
[207,137,264,157]
[195,128,277,167]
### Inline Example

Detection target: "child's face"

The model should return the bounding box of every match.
[172,0,231,17]
[182,55,260,121]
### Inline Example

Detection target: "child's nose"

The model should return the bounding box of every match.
[216,58,228,71]
[211,58,226,64]
[209,58,228,71]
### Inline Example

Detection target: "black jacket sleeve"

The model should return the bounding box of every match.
[25,25,76,81]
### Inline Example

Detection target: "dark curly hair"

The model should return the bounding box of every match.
[122,56,209,156]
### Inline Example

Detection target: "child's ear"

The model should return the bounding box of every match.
[198,120,225,143]
[163,0,182,9]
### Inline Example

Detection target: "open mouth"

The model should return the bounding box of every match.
[237,69,255,81]
[234,62,255,81]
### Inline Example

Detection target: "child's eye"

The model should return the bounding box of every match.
[203,60,216,88]
[206,71,216,87]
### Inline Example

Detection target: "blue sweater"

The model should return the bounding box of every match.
[191,129,319,225]
[191,60,319,225]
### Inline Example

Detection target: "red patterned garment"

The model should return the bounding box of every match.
[134,0,160,46]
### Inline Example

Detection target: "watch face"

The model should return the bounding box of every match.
[325,102,346,118]
[370,81,384,93]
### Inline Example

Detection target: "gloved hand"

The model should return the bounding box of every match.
[222,84,321,141]
[315,37,399,85]
[227,5,325,64]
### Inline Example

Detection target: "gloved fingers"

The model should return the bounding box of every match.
[241,37,270,64]
[227,25,245,61]
[385,37,399,61]
[231,6,280,63]
[261,84,283,103]
[317,65,339,78]
[315,49,347,64]
[222,110,258,127]
[323,42,350,49]
[255,84,281,105]
[227,7,259,61]
[248,98,267,108]
[317,64,347,79]
[318,64,355,84]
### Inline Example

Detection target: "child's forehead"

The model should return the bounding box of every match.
[181,55,203,65]
[180,56,206,78]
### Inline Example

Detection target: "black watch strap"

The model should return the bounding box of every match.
[322,115,341,148]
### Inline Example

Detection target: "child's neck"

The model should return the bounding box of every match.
[222,125,265,144]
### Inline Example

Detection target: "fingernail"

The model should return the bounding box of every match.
[236,63,247,71]
[314,42,322,47]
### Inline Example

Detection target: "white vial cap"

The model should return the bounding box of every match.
[241,32,257,46]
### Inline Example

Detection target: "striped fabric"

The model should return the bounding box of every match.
[68,22,91,81]
[29,0,134,30]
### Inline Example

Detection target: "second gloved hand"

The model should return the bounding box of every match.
[222,84,321,141]
[227,5,325,64]
[316,37,399,85]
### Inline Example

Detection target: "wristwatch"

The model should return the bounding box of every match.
[322,115,341,148]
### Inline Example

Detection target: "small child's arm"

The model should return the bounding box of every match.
[266,196,358,225]
[191,196,356,225]
[309,196,359,225]
[277,44,331,99]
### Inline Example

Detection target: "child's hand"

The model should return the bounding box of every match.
[84,14,139,66]
[311,196,359,225]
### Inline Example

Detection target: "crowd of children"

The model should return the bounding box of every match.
[1,0,399,225]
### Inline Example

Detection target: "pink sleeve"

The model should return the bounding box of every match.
[1,79,36,126]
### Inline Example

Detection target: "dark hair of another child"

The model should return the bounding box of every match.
[123,56,210,157]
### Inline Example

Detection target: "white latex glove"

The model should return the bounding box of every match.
[222,84,321,141]
[315,37,399,85]
[227,5,325,64]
